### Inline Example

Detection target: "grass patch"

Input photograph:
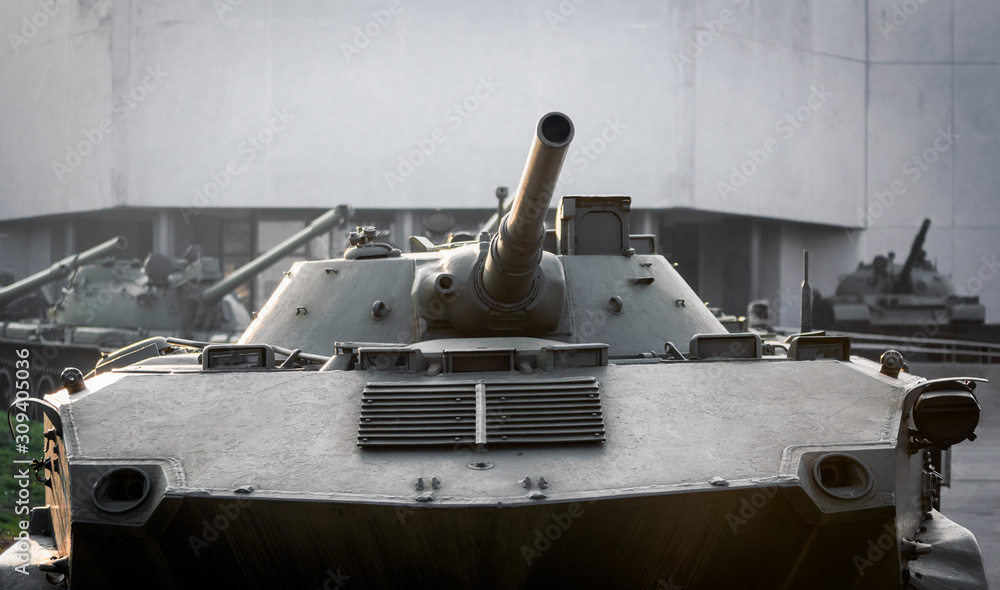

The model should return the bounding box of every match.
[0,418,46,551]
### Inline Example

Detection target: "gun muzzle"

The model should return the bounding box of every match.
[480,112,574,306]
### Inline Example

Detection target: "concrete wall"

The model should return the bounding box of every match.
[0,0,116,221]
[2,0,868,221]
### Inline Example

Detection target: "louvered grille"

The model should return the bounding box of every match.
[486,379,605,445]
[357,378,605,448]
[358,382,476,447]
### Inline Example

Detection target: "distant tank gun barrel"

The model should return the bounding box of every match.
[894,218,931,293]
[0,235,127,308]
[480,112,574,305]
[199,205,351,306]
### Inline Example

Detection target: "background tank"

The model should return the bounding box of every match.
[814,218,990,340]
[0,206,349,402]
[0,236,127,402]
[0,236,128,318]
[11,113,988,590]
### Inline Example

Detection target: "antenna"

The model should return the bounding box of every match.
[496,186,508,224]
[800,250,813,333]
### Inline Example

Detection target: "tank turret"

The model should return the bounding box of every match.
[0,235,127,309]
[240,112,725,354]
[51,205,351,338]
[814,217,987,340]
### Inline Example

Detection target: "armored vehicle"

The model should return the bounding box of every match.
[814,219,989,341]
[8,113,987,589]
[0,236,128,401]
[0,206,349,399]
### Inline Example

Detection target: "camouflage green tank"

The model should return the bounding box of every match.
[814,219,989,341]
[0,207,349,402]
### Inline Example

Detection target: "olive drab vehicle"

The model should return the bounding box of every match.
[814,219,990,341]
[5,113,988,589]
[0,236,129,402]
[0,206,350,402]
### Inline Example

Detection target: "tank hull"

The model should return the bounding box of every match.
[66,488,904,590]
[36,357,988,589]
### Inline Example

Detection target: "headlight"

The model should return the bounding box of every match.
[912,387,980,448]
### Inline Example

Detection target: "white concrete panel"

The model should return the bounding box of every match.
[954,65,1000,229]
[866,64,954,231]
[267,18,409,211]
[868,0,952,63]
[0,28,114,220]
[954,0,1000,63]
[1,0,112,57]
[538,18,681,208]
[810,0,867,62]
[953,228,1000,323]
[126,20,273,213]
[122,1,688,212]
[694,34,866,225]
[133,0,270,27]
[695,0,865,61]
[351,19,533,210]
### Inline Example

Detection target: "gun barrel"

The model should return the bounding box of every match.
[199,205,351,306]
[0,236,127,308]
[895,218,931,292]
[480,112,574,305]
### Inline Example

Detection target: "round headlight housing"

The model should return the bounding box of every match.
[912,387,980,448]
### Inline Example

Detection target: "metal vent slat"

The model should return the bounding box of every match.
[486,377,604,445]
[485,415,602,424]
[359,381,477,447]
[358,377,605,448]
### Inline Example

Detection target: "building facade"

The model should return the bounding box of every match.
[2,0,998,323]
